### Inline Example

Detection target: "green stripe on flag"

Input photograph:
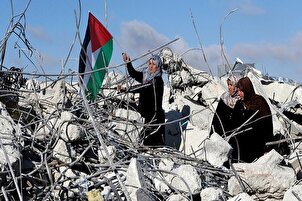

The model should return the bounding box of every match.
[86,39,113,100]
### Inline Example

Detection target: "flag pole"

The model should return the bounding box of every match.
[104,0,108,27]
[78,75,132,201]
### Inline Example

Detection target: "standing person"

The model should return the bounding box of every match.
[211,74,241,137]
[233,76,274,163]
[119,52,165,146]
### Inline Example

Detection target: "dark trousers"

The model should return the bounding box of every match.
[142,110,165,146]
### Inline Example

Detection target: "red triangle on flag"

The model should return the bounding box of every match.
[88,12,112,52]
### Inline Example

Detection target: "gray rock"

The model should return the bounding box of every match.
[169,164,202,194]
[200,187,224,201]
[228,149,296,200]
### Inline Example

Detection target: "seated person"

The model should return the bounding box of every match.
[211,74,241,137]
[232,77,274,163]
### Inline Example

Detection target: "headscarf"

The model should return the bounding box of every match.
[228,74,239,95]
[237,77,271,116]
[236,77,255,102]
[143,54,162,83]
[221,74,240,108]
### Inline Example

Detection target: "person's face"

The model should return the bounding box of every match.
[227,80,235,95]
[148,59,158,74]
[238,88,244,100]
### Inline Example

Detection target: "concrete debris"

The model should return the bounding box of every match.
[227,193,255,201]
[283,185,302,201]
[125,158,156,201]
[168,164,202,194]
[125,158,147,189]
[228,149,296,200]
[0,103,20,171]
[1,7,302,200]
[0,49,301,200]
[200,187,225,201]
[199,132,232,168]
[98,145,116,164]
[166,194,190,201]
[59,111,85,142]
[53,139,76,163]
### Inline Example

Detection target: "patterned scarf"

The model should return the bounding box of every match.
[221,74,240,108]
[143,54,162,83]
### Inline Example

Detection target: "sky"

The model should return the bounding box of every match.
[1,0,302,83]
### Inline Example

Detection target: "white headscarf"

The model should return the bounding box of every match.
[221,74,240,108]
[143,54,162,83]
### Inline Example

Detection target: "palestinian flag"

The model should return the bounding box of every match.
[79,12,113,101]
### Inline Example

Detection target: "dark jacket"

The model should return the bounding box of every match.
[211,98,237,137]
[126,62,165,146]
[126,62,164,121]
[232,77,274,163]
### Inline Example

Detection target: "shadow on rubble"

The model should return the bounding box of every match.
[165,105,190,149]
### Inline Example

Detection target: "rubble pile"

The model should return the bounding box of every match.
[1,1,301,199]
[0,48,301,201]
